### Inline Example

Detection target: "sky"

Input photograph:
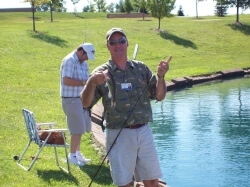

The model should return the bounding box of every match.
[0,0,249,16]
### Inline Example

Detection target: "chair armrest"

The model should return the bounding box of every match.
[36,122,57,130]
[36,122,57,127]
[38,129,68,133]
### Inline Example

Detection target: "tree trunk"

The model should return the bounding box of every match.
[50,4,53,22]
[236,0,239,22]
[220,0,222,16]
[196,0,198,19]
[158,18,161,30]
[32,2,35,32]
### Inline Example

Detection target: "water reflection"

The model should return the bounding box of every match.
[150,76,250,187]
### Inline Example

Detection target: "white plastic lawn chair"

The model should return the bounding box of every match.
[17,108,70,174]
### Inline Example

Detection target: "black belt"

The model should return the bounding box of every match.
[62,97,80,98]
[125,123,146,129]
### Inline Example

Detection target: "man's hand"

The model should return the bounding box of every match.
[88,71,106,86]
[157,55,172,78]
[81,71,106,108]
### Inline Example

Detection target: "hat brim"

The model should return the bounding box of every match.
[87,52,94,60]
[107,31,126,41]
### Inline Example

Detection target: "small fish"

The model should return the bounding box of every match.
[162,55,172,67]
[103,69,116,108]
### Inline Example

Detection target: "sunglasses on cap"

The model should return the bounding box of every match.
[108,38,127,46]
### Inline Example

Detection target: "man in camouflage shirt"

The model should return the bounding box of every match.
[81,28,171,187]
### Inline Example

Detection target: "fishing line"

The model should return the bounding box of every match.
[88,74,155,187]
[84,18,86,42]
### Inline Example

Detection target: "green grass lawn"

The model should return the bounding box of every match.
[0,12,249,186]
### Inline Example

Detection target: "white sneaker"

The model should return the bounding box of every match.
[68,155,85,166]
[76,152,91,163]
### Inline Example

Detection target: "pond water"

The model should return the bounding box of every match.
[150,76,250,187]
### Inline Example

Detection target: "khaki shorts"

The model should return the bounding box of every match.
[62,97,91,134]
[106,124,162,186]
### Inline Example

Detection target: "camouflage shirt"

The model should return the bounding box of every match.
[91,59,158,129]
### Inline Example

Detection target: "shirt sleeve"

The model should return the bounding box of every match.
[88,65,108,108]
[82,62,90,80]
[146,66,157,100]
[62,57,75,78]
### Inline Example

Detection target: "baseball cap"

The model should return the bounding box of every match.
[106,28,127,41]
[81,43,95,60]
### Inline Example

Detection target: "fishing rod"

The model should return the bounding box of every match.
[133,44,139,60]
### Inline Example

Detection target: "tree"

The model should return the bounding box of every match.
[71,0,80,12]
[47,0,65,22]
[124,0,133,13]
[52,0,65,20]
[89,3,96,12]
[195,0,207,19]
[24,0,51,32]
[94,0,107,12]
[131,0,140,12]
[83,5,90,12]
[107,2,115,12]
[221,0,250,23]
[71,0,80,4]
[138,0,147,20]
[147,0,175,30]
[36,0,65,21]
[118,0,126,12]
[84,0,96,12]
[215,0,228,16]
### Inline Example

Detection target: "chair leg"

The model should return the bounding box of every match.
[53,142,70,174]
[17,141,31,170]
[17,141,46,171]
[54,146,59,166]
[64,144,70,173]
[62,133,70,173]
